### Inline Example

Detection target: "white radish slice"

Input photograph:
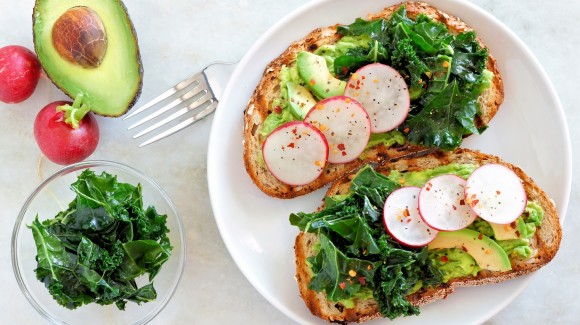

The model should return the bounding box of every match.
[262,121,328,186]
[383,186,438,247]
[344,63,410,133]
[465,164,527,224]
[418,174,477,231]
[304,96,371,164]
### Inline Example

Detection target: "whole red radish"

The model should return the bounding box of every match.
[0,45,42,104]
[34,96,99,165]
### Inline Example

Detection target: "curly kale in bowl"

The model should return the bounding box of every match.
[29,169,172,310]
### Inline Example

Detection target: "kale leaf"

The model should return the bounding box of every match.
[404,79,481,150]
[29,169,172,310]
[373,235,442,320]
[308,234,380,302]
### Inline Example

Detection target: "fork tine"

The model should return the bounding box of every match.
[123,73,204,120]
[137,100,218,147]
[127,80,207,130]
[132,90,212,139]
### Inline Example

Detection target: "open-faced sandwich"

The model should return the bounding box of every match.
[291,148,562,323]
[243,1,504,198]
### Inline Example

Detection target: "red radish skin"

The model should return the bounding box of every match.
[465,164,527,224]
[418,174,477,231]
[0,45,42,104]
[34,101,99,165]
[262,121,328,186]
[304,96,371,164]
[383,186,438,247]
[344,63,410,133]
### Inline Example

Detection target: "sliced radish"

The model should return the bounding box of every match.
[465,164,527,224]
[418,174,477,231]
[304,96,371,164]
[344,63,410,133]
[262,121,328,186]
[383,186,438,247]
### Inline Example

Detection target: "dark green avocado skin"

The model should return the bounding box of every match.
[32,0,144,117]
[115,0,143,116]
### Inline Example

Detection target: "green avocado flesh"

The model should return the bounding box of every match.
[33,0,143,116]
[296,51,346,99]
[428,229,512,272]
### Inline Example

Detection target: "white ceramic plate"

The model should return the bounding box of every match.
[207,0,572,324]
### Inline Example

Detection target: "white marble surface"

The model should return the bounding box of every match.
[0,0,577,324]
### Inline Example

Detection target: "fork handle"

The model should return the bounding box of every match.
[203,62,238,101]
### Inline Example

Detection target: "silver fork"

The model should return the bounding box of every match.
[124,62,237,147]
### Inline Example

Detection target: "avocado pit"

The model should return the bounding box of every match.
[52,6,107,68]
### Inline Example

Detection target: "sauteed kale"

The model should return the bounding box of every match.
[335,6,492,150]
[290,166,443,319]
[29,170,172,310]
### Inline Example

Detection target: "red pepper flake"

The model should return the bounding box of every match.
[403,127,410,133]
[358,277,366,286]
[403,208,410,217]
[478,233,483,240]
[339,282,346,290]
[337,143,346,151]
[440,256,449,263]
[348,84,355,88]
[291,127,297,134]
[452,205,457,210]
[274,106,282,114]
[287,142,295,148]
[342,66,349,76]
[496,190,501,195]
[460,199,466,206]
[462,246,468,252]
[309,79,316,86]
[515,230,521,238]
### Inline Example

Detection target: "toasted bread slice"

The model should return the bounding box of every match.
[243,2,504,199]
[294,148,561,323]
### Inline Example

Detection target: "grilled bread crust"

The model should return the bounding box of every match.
[294,148,561,324]
[243,2,504,199]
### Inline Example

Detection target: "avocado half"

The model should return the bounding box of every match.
[32,0,143,117]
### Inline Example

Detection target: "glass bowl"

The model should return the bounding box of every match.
[12,161,186,325]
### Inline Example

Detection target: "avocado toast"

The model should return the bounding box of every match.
[291,148,561,323]
[243,1,504,198]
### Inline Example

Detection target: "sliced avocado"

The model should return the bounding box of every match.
[287,82,317,118]
[33,0,142,116]
[489,221,520,240]
[296,51,346,99]
[428,229,511,272]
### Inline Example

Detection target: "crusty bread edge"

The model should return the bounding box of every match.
[243,1,505,199]
[294,148,562,323]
